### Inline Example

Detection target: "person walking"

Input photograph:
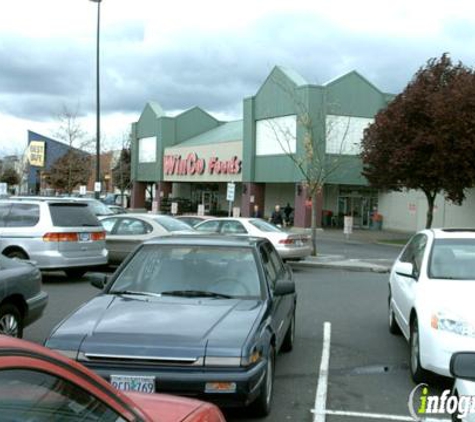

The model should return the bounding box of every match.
[252,204,262,218]
[269,204,284,226]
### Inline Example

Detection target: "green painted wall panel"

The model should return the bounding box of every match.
[242,97,255,182]
[325,72,388,117]
[254,156,302,183]
[174,108,220,144]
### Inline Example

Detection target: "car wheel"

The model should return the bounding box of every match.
[4,250,28,260]
[388,292,401,335]
[251,345,275,417]
[65,268,87,279]
[410,316,430,383]
[281,311,295,352]
[0,304,23,338]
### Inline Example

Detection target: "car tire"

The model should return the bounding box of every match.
[388,292,401,335]
[251,345,275,417]
[4,250,28,260]
[281,311,295,352]
[0,303,23,338]
[410,316,430,383]
[65,268,87,279]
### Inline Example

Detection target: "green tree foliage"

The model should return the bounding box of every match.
[46,150,91,194]
[112,147,131,201]
[0,167,20,186]
[361,54,475,228]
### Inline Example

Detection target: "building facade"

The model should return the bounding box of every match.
[130,66,394,227]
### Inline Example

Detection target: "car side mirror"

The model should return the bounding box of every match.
[394,262,415,279]
[274,279,295,296]
[450,352,475,381]
[89,273,108,290]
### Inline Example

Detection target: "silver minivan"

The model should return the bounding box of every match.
[0,198,108,278]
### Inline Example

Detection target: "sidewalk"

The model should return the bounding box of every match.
[287,227,411,273]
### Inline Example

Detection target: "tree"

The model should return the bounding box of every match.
[266,73,354,255]
[0,167,20,187]
[51,104,93,194]
[112,147,131,205]
[361,54,475,228]
[46,150,91,194]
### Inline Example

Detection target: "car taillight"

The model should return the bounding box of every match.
[43,232,79,242]
[91,231,106,241]
[279,238,294,244]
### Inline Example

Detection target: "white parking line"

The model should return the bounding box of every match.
[313,321,332,422]
[323,410,450,421]
[309,322,451,422]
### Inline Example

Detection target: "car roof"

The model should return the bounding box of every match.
[143,233,265,247]
[430,228,475,239]
[0,197,81,204]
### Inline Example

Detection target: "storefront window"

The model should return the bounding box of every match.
[138,137,156,163]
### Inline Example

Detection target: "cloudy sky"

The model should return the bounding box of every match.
[1,0,475,155]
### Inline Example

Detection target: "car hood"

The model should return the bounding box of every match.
[420,279,475,322]
[126,392,221,422]
[52,295,264,360]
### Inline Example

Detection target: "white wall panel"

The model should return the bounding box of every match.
[326,115,373,155]
[256,115,297,156]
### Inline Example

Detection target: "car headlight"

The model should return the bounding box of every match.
[240,348,262,367]
[431,311,475,337]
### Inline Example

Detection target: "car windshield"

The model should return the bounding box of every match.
[152,216,195,232]
[429,239,475,280]
[249,219,283,233]
[110,245,262,298]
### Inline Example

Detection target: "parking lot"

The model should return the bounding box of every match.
[22,236,455,421]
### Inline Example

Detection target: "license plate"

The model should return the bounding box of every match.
[295,240,303,246]
[78,233,91,242]
[110,375,156,394]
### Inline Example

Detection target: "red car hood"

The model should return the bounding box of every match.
[125,392,223,422]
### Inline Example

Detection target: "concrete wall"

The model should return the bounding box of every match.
[379,189,475,232]
[264,183,295,217]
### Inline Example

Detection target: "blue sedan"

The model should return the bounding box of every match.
[45,234,297,417]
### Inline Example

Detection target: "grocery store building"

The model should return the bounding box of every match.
[130,66,394,228]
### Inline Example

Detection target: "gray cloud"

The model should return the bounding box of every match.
[1,11,475,122]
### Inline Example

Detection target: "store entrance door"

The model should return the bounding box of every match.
[338,195,378,229]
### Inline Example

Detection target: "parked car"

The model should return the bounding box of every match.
[0,254,48,338]
[451,352,475,422]
[0,335,225,421]
[194,217,311,260]
[175,215,213,227]
[99,213,195,264]
[45,235,297,416]
[388,228,475,382]
[0,198,108,278]
[16,196,115,217]
[71,197,116,217]
[108,204,127,214]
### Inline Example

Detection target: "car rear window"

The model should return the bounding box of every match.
[249,219,283,233]
[152,216,195,232]
[49,203,101,227]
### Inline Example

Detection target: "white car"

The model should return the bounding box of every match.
[194,217,311,260]
[388,228,475,382]
[450,352,475,421]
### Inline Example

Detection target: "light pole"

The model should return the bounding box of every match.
[90,0,102,199]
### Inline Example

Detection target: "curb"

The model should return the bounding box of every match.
[289,261,390,274]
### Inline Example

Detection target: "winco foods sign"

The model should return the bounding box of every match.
[163,152,242,177]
